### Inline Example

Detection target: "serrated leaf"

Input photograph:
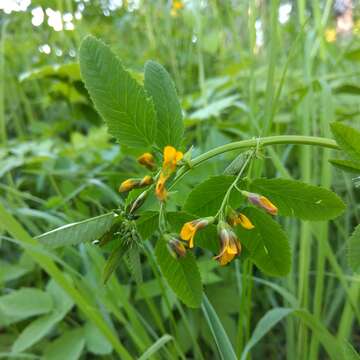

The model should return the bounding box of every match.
[184,176,243,217]
[44,328,85,360]
[235,207,291,276]
[331,122,360,162]
[249,178,345,221]
[144,60,184,149]
[0,288,53,319]
[348,224,360,272]
[79,36,156,148]
[329,159,360,174]
[155,238,202,307]
[36,213,115,248]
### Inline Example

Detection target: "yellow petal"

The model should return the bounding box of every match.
[237,213,254,229]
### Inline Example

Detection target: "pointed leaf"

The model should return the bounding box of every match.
[36,213,115,248]
[331,122,360,162]
[80,36,156,147]
[144,60,184,149]
[329,159,360,174]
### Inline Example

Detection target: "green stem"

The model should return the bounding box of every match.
[173,135,338,186]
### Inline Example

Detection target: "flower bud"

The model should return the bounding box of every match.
[137,152,156,170]
[166,237,186,258]
[242,191,278,215]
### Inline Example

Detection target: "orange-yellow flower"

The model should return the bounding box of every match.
[118,179,139,193]
[242,191,278,215]
[180,217,213,248]
[137,152,156,170]
[155,146,183,201]
[214,222,241,266]
[119,176,153,193]
[228,212,254,229]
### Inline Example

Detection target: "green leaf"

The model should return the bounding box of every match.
[331,122,360,162]
[348,224,360,272]
[236,207,291,276]
[184,176,243,217]
[329,159,360,174]
[144,60,184,149]
[43,328,85,360]
[84,321,113,355]
[125,245,143,284]
[249,178,345,221]
[155,238,202,307]
[36,213,115,248]
[102,239,129,284]
[136,211,159,239]
[138,335,173,360]
[201,294,237,360]
[79,36,156,148]
[0,288,53,319]
[240,308,293,360]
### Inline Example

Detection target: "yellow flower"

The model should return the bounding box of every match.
[242,191,278,216]
[228,212,254,229]
[173,1,184,10]
[119,176,153,193]
[214,222,241,266]
[325,28,336,43]
[137,152,156,170]
[118,179,139,193]
[140,175,153,187]
[180,217,213,248]
[155,146,183,201]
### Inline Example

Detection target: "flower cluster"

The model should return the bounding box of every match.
[118,146,183,203]
[171,191,277,266]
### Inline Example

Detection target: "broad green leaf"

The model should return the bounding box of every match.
[84,321,113,355]
[79,36,156,148]
[125,245,143,284]
[184,176,243,217]
[0,260,31,283]
[36,213,115,248]
[329,159,360,174]
[241,308,293,360]
[249,178,345,221]
[201,294,237,360]
[348,224,360,272]
[12,312,65,353]
[155,238,202,307]
[236,207,291,276]
[144,60,184,149]
[136,211,159,239]
[138,334,173,360]
[43,328,85,360]
[0,288,53,319]
[331,122,360,162]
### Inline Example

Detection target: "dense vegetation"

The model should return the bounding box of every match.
[1,1,360,359]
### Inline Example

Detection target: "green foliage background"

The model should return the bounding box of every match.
[1,1,360,359]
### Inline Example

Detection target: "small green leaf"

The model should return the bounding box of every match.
[331,122,360,162]
[184,176,243,217]
[155,238,202,308]
[43,328,85,360]
[348,224,360,272]
[79,36,156,148]
[138,334,173,360]
[102,239,129,284]
[0,288,53,319]
[125,245,143,284]
[250,178,345,221]
[84,321,113,355]
[136,211,159,239]
[236,207,291,276]
[329,159,360,174]
[36,213,115,248]
[144,60,184,149]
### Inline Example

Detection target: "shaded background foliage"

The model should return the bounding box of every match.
[1,0,360,359]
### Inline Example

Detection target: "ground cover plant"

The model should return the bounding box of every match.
[0,1,360,359]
